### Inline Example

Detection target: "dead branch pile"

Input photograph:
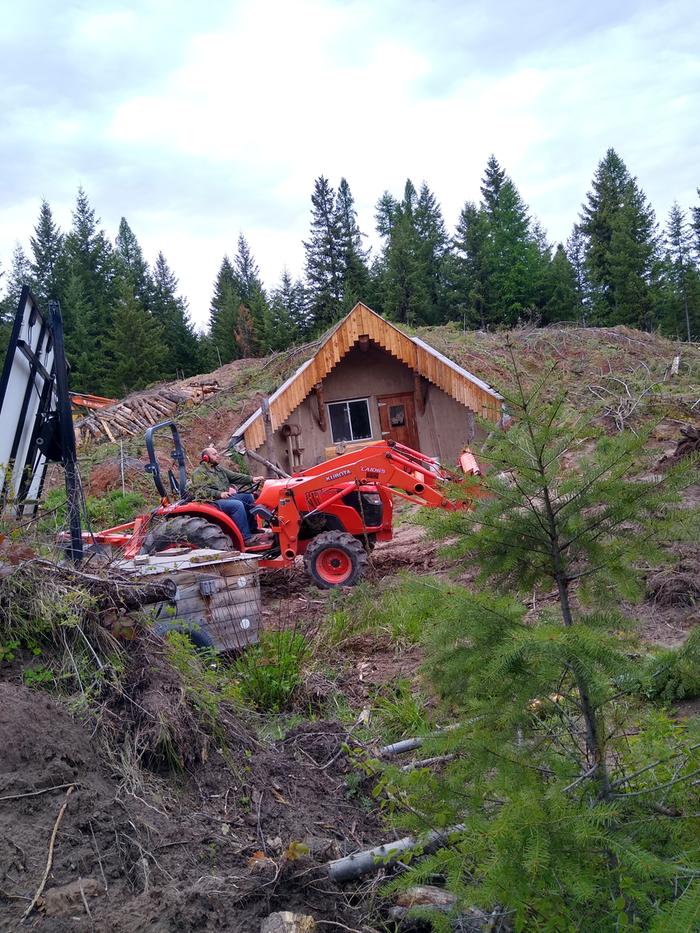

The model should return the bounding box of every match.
[74,380,219,446]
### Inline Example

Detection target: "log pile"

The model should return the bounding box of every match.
[74,381,219,446]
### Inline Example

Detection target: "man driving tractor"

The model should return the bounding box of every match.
[190,446,271,547]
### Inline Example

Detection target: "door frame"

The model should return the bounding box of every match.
[376,392,420,450]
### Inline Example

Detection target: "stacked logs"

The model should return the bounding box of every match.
[75,382,219,446]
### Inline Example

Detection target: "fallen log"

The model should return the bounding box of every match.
[17,559,176,610]
[327,824,466,883]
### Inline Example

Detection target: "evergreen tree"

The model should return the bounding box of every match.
[374,191,399,239]
[151,252,201,376]
[566,224,588,322]
[207,256,241,365]
[448,201,490,328]
[579,149,659,328]
[335,178,370,311]
[662,202,699,341]
[690,189,700,262]
[0,261,10,350]
[270,269,308,342]
[232,233,263,304]
[414,182,449,322]
[377,180,432,326]
[63,188,116,392]
[303,176,343,331]
[0,244,33,351]
[114,217,151,305]
[480,167,549,324]
[385,352,699,929]
[29,199,65,308]
[542,243,579,323]
[479,153,507,213]
[105,281,167,395]
[2,243,33,311]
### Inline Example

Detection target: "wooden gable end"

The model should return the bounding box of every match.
[238,303,502,452]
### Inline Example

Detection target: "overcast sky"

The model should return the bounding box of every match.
[1,0,698,327]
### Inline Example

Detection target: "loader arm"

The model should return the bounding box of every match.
[271,440,479,560]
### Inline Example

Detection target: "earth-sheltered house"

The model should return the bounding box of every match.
[230,302,504,473]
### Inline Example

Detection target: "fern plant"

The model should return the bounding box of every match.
[384,346,700,930]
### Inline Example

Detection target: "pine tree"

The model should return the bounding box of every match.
[105,281,167,395]
[270,269,308,342]
[662,202,699,341]
[207,256,241,365]
[115,217,151,305]
[303,176,343,331]
[29,199,65,308]
[414,182,449,322]
[448,201,490,328]
[0,247,32,345]
[384,352,699,929]
[2,243,33,311]
[377,180,432,326]
[232,234,263,304]
[335,178,370,311]
[542,243,579,323]
[579,149,659,328]
[480,153,507,213]
[690,189,700,262]
[481,167,549,324]
[566,224,588,322]
[151,252,201,377]
[63,188,116,392]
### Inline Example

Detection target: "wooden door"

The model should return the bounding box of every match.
[377,393,420,450]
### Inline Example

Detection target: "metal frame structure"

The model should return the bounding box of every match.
[0,286,83,560]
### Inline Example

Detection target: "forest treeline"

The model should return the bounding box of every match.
[1,148,698,397]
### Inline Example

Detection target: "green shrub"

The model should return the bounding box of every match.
[39,489,146,534]
[635,628,700,702]
[235,630,308,712]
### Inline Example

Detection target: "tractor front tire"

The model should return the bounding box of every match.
[304,531,368,589]
[141,516,236,555]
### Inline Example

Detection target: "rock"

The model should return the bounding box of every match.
[260,911,317,933]
[395,884,458,910]
[389,887,496,931]
[41,878,104,917]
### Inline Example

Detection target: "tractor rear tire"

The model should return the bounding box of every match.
[304,530,368,589]
[141,516,236,555]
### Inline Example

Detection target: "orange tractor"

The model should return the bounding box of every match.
[86,421,481,588]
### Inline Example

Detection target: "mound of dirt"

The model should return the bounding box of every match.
[0,677,383,932]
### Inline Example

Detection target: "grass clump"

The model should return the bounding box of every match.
[323,576,453,648]
[39,488,146,534]
[235,630,308,712]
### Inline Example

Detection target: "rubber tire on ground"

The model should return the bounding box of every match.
[304,530,369,589]
[153,619,215,650]
[141,515,236,555]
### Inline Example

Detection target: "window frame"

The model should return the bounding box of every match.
[326,397,373,444]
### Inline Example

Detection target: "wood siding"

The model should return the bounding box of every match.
[239,303,503,452]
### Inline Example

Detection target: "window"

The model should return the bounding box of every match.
[327,398,372,443]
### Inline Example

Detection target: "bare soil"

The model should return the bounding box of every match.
[0,678,382,932]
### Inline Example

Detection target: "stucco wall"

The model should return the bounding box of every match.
[259,342,484,472]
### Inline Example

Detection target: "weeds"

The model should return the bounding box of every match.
[235,630,308,712]
[322,575,453,648]
[372,680,431,741]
